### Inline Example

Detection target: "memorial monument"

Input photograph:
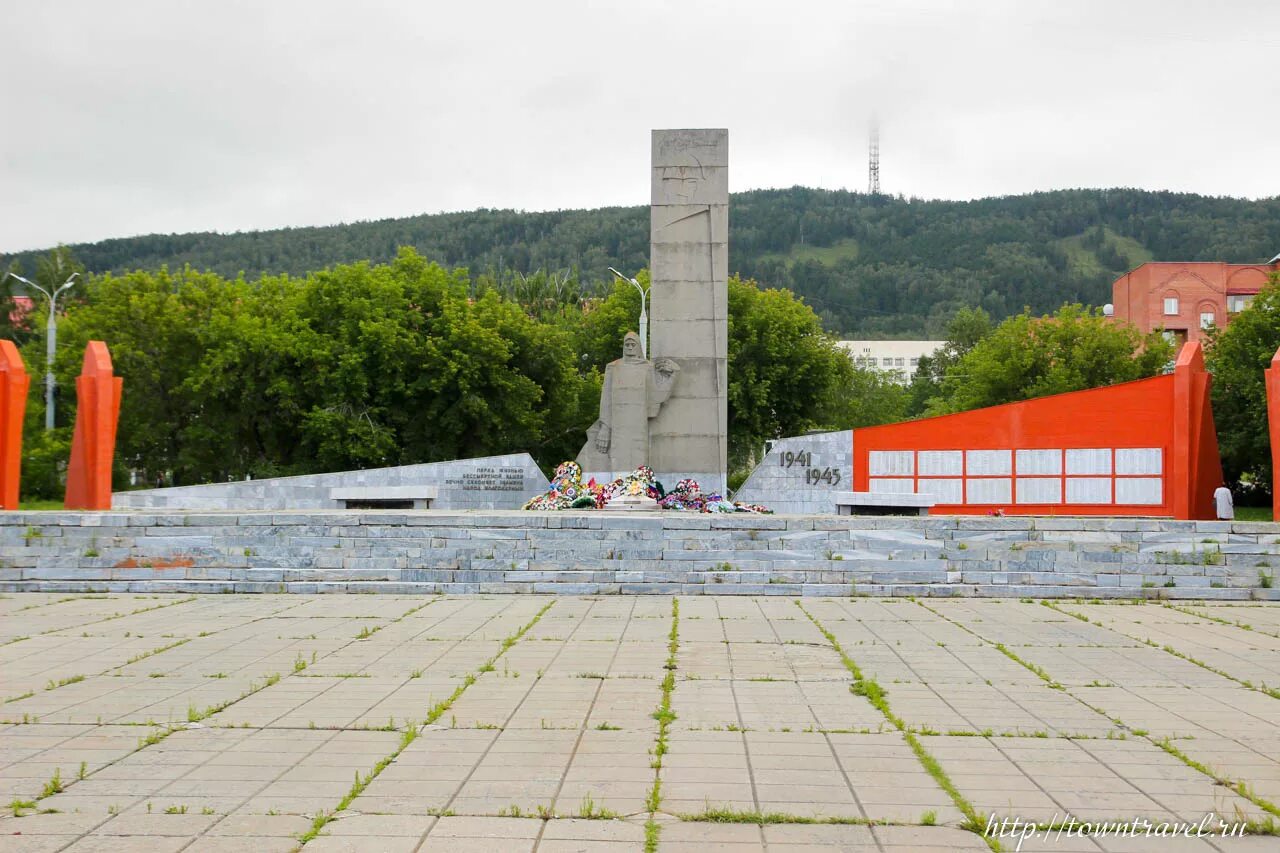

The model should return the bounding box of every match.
[580,129,730,493]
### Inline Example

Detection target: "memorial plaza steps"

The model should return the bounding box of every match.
[0,510,1276,600]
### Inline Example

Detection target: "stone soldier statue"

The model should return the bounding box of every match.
[577,332,680,474]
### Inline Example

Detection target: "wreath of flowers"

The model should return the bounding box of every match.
[525,464,770,514]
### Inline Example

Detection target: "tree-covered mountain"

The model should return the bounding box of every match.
[6,188,1277,336]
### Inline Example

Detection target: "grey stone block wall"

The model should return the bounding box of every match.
[112,454,549,511]
[734,430,854,514]
[0,511,1275,599]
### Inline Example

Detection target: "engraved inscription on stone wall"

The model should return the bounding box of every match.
[776,448,843,487]
[445,466,527,492]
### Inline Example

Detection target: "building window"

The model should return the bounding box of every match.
[895,357,905,367]
[1200,312,1215,329]
[1227,295,1254,313]
[867,358,877,367]
[909,358,919,367]
[1163,297,1179,316]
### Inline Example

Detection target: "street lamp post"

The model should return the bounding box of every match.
[607,267,648,359]
[3,271,78,431]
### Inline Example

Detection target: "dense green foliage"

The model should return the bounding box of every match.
[906,305,1174,416]
[1206,276,1280,501]
[903,307,994,416]
[6,188,1277,336]
[726,278,905,471]
[14,250,896,497]
[1,246,87,347]
[22,250,599,494]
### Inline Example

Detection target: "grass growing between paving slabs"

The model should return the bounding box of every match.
[1,596,440,814]
[1166,601,1280,639]
[796,601,997,851]
[918,598,1280,835]
[296,600,556,846]
[3,636,202,705]
[349,596,440,642]
[6,668,289,816]
[0,595,199,652]
[1041,599,1280,700]
[643,597,680,852]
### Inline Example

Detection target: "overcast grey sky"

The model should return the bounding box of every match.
[2,0,1277,253]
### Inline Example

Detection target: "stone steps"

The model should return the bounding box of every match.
[2,575,1272,599]
[0,510,1275,598]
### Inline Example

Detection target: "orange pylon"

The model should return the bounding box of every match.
[64,341,122,511]
[0,341,30,509]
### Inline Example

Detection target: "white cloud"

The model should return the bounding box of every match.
[2,0,1277,251]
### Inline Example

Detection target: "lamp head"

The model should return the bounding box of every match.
[608,267,641,288]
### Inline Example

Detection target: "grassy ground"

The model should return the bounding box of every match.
[1053,226,1153,278]
[18,500,64,510]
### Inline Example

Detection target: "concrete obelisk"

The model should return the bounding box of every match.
[647,129,729,494]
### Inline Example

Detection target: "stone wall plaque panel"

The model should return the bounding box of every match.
[1116,448,1162,475]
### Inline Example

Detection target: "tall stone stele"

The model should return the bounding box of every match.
[647,128,729,493]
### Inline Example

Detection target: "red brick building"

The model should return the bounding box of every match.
[1110,259,1278,344]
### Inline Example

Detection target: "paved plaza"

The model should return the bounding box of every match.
[0,593,1277,852]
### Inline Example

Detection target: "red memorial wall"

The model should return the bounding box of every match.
[1267,348,1280,522]
[64,341,123,511]
[0,341,29,509]
[851,342,1222,519]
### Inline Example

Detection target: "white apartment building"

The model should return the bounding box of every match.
[837,340,946,383]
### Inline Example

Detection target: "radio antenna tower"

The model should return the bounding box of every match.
[867,119,881,195]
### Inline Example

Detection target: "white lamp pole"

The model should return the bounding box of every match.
[607,267,648,359]
[4,271,78,431]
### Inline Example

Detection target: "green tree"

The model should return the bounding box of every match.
[573,274,646,373]
[51,266,234,483]
[1205,275,1280,500]
[39,248,598,487]
[1,246,87,349]
[819,362,908,434]
[928,304,1173,415]
[905,307,993,416]
[727,276,905,472]
[182,248,595,477]
[33,246,87,300]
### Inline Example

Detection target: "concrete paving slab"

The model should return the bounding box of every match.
[0,592,1274,852]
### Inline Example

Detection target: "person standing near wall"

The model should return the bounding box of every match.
[1213,484,1234,520]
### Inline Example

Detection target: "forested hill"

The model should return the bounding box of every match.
[6,188,1278,336]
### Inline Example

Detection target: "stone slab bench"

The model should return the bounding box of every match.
[834,491,936,516]
[329,486,438,510]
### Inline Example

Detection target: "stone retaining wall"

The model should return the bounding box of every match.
[1,511,1276,599]
[112,454,549,511]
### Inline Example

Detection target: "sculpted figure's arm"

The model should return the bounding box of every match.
[647,358,681,416]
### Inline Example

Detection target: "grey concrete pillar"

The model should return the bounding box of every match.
[647,128,729,494]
